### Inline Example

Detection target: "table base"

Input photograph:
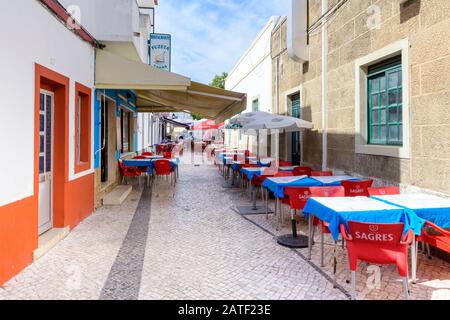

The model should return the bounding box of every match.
[235,206,273,215]
[277,234,309,249]
[222,183,237,189]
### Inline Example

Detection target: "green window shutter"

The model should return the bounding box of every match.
[291,93,301,118]
[368,59,403,146]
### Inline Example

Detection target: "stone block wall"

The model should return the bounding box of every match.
[272,0,450,195]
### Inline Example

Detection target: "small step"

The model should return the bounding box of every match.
[102,185,133,206]
[33,227,70,261]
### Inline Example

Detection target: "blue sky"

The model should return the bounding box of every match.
[156,0,289,84]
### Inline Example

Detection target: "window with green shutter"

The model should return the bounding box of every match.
[290,93,301,119]
[252,98,259,112]
[368,56,403,146]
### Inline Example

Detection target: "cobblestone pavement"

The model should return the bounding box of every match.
[0,162,449,300]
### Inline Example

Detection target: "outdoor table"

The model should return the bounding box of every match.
[262,175,357,249]
[240,167,266,182]
[123,159,179,185]
[143,155,164,160]
[236,167,273,215]
[371,193,450,283]
[303,196,424,286]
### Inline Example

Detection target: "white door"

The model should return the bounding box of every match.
[38,91,54,235]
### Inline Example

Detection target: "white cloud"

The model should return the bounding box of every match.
[155,0,288,84]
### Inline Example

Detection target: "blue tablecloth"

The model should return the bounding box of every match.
[372,194,450,229]
[262,176,359,199]
[263,176,322,198]
[303,197,425,241]
[240,168,265,182]
[123,159,178,173]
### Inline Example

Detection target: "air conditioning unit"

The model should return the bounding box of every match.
[287,0,309,63]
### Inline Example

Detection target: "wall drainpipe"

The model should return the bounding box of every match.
[321,0,328,171]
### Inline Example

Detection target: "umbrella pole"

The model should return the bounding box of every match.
[257,131,260,159]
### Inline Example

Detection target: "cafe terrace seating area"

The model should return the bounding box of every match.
[214,146,450,300]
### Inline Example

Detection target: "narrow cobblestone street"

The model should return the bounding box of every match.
[1,162,449,300]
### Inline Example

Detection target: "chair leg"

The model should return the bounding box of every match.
[403,277,409,300]
[321,229,325,267]
[308,215,313,261]
[351,271,356,300]
[333,241,338,288]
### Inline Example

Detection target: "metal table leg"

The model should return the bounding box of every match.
[412,236,417,284]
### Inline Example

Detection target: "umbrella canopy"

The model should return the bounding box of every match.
[202,129,220,141]
[192,120,224,131]
[229,111,313,133]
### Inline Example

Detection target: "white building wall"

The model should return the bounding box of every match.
[59,0,152,63]
[0,0,95,207]
[225,17,278,113]
[225,17,280,149]
[137,113,152,152]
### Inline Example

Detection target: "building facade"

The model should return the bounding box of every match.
[225,17,281,152]
[273,0,450,195]
[59,0,158,207]
[0,0,98,284]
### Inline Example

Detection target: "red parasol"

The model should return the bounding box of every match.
[191,120,224,131]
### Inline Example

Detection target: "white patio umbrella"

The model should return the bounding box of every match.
[230,111,313,134]
[229,112,314,248]
[227,111,313,157]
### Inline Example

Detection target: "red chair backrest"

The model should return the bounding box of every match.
[142,152,153,156]
[368,186,400,196]
[341,180,373,197]
[343,221,412,277]
[155,160,171,175]
[309,186,345,198]
[311,171,333,177]
[293,167,312,177]
[285,187,312,210]
[163,152,173,159]
[348,221,404,246]
[279,161,293,167]
[133,156,146,159]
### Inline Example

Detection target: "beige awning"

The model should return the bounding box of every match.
[136,82,247,123]
[95,49,191,90]
[95,49,247,122]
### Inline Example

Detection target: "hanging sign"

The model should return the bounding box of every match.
[149,33,171,71]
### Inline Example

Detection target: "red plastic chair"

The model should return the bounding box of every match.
[293,167,312,177]
[418,221,450,259]
[154,160,175,185]
[118,160,141,184]
[142,152,153,157]
[367,186,400,196]
[284,187,312,211]
[311,171,333,177]
[163,151,173,159]
[341,221,413,300]
[279,160,293,167]
[309,186,345,266]
[155,160,172,175]
[341,180,373,197]
[132,156,149,174]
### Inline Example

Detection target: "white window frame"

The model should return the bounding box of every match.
[355,38,410,159]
